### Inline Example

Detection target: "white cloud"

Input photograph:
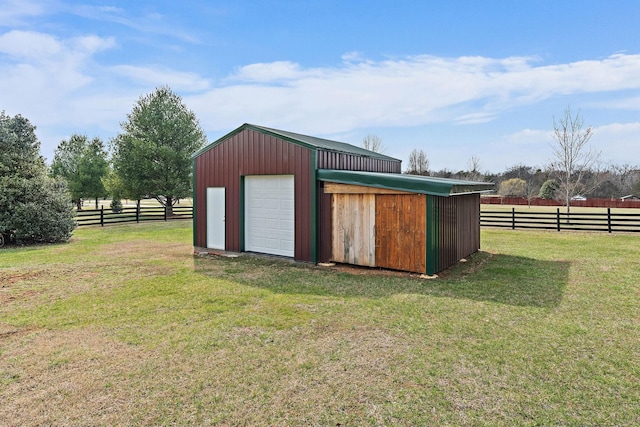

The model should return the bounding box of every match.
[189,53,640,136]
[0,30,62,59]
[69,4,200,44]
[479,122,640,172]
[592,122,640,165]
[3,31,640,170]
[0,0,48,26]
[341,51,367,63]
[0,30,116,108]
[230,61,306,83]
[112,65,210,92]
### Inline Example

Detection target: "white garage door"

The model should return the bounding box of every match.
[245,175,295,257]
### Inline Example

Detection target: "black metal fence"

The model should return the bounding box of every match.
[76,205,192,227]
[481,208,640,233]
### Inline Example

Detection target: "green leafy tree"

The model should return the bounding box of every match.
[539,179,559,199]
[50,134,85,208]
[498,178,527,197]
[102,166,126,212]
[0,111,75,244]
[77,138,108,208]
[111,86,207,214]
[51,134,108,209]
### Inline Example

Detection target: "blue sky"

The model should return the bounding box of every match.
[2,0,640,173]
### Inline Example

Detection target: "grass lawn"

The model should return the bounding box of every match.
[1,221,639,426]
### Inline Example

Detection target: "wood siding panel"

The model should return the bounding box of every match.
[375,195,427,273]
[331,194,376,266]
[194,129,313,261]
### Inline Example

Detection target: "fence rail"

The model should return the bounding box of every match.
[75,205,192,227]
[481,196,640,209]
[481,208,640,233]
[78,205,640,234]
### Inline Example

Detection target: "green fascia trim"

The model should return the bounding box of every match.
[426,195,437,275]
[310,150,318,263]
[318,169,494,197]
[239,176,245,252]
[191,158,197,246]
[192,123,401,163]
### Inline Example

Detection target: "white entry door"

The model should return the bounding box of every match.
[245,175,295,257]
[206,187,225,249]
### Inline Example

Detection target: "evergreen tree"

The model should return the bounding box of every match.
[111,86,207,214]
[0,111,75,244]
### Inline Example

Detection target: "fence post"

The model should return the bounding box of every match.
[136,205,140,223]
[511,207,515,230]
[556,208,560,232]
[164,205,168,221]
[607,208,612,233]
[100,206,104,227]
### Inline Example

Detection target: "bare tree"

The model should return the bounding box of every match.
[549,106,601,213]
[362,133,385,153]
[406,149,429,175]
[609,163,639,196]
[467,156,483,181]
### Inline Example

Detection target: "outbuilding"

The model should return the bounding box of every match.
[192,124,493,275]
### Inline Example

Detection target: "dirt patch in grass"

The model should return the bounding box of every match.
[101,239,190,261]
[1,271,42,286]
[0,270,45,306]
[0,323,41,341]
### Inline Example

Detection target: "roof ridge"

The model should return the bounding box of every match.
[246,124,400,161]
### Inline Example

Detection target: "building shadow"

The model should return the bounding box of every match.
[193,251,569,309]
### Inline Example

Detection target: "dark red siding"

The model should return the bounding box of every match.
[317,151,401,173]
[435,193,481,272]
[194,129,314,261]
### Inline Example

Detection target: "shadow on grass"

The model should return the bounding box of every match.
[193,251,569,309]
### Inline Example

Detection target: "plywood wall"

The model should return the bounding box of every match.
[331,193,376,266]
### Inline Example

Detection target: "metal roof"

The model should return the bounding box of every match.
[318,169,495,197]
[193,123,400,162]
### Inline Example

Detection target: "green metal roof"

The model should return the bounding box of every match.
[193,123,400,162]
[318,169,495,197]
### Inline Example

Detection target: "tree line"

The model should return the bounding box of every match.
[1,86,206,244]
[50,86,206,215]
[395,107,640,212]
[3,93,637,245]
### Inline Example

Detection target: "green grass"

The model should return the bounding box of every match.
[1,221,639,426]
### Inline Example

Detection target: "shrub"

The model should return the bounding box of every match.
[110,198,123,213]
[539,179,559,199]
